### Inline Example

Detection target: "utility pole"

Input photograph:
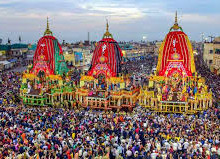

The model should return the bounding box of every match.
[88,32,90,45]
[208,35,215,42]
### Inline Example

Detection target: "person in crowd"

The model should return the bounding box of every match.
[0,55,219,158]
[0,105,219,158]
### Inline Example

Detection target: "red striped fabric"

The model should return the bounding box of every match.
[32,35,64,75]
[88,38,123,77]
[159,31,193,76]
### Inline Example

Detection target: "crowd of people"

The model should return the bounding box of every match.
[122,56,157,88]
[122,55,157,76]
[0,54,219,158]
[0,71,21,106]
[0,106,219,158]
[195,56,220,102]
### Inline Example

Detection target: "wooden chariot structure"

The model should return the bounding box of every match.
[138,75,212,114]
[20,73,76,109]
[20,15,213,114]
[137,12,213,114]
[76,75,139,111]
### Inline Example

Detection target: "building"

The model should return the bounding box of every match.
[25,44,37,65]
[212,37,220,74]
[0,44,9,61]
[63,48,92,71]
[203,37,220,74]
[0,43,28,69]
[10,44,28,64]
[203,42,214,68]
[120,42,157,61]
[0,43,28,66]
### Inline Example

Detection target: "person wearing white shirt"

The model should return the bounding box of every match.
[151,150,158,159]
[177,142,182,153]
[161,151,167,159]
[183,140,189,150]
[164,141,170,150]
[126,149,132,157]
[172,142,178,151]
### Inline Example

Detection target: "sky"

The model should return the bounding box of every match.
[0,0,219,44]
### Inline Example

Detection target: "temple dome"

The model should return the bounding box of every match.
[88,21,123,78]
[31,18,68,76]
[156,12,195,77]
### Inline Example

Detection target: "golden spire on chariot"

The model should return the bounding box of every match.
[170,11,183,32]
[103,19,113,38]
[44,17,53,36]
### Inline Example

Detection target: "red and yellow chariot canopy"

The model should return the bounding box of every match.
[157,12,195,77]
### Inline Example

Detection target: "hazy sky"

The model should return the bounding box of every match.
[0,0,219,43]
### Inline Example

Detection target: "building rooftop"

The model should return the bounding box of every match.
[0,44,28,51]
[0,45,10,51]
[213,37,220,43]
[11,43,28,49]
